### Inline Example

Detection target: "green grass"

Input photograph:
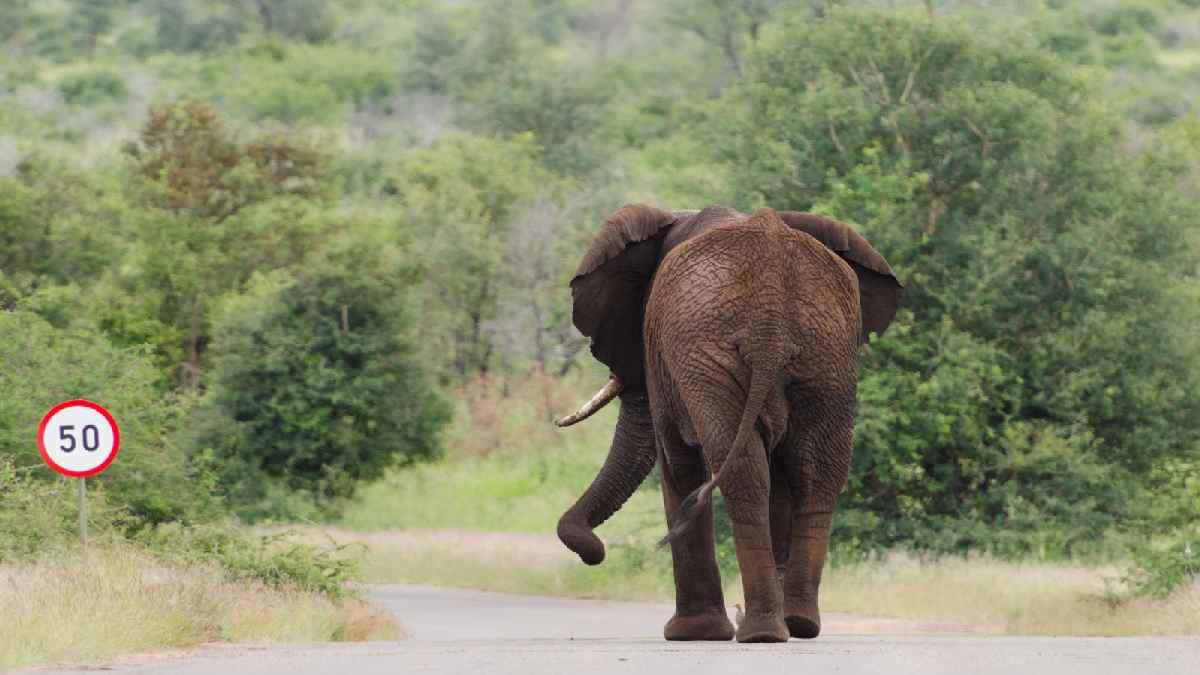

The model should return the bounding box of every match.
[0,544,400,671]
[340,370,664,535]
[340,448,665,535]
[335,372,1200,635]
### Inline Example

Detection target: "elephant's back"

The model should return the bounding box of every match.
[647,210,860,349]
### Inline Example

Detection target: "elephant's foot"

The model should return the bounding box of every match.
[785,615,820,639]
[663,611,735,641]
[734,612,789,643]
[784,597,821,639]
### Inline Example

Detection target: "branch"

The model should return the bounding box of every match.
[828,120,846,155]
[899,46,935,105]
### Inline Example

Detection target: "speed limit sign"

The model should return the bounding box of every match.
[37,399,121,478]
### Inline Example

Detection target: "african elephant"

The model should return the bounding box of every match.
[553,204,902,643]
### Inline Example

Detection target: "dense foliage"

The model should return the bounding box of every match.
[720,8,1200,559]
[1,0,1198,594]
[192,237,450,517]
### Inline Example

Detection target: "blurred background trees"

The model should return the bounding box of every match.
[0,0,1197,594]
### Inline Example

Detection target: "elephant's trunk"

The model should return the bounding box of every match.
[556,392,656,565]
[555,375,623,427]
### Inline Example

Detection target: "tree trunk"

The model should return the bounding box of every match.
[182,295,204,389]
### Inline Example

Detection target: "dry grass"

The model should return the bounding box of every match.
[813,554,1200,636]
[320,524,1200,637]
[0,545,401,671]
[299,527,675,602]
[336,371,1200,636]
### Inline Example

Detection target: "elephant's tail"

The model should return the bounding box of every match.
[660,346,784,547]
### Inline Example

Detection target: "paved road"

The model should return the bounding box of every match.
[29,585,1200,675]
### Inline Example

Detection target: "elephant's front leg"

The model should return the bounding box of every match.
[660,436,734,641]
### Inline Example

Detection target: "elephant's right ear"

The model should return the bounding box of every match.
[777,211,904,344]
[570,205,678,388]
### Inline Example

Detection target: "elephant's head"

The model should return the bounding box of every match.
[554,204,902,565]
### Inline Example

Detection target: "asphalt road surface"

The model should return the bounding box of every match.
[28,585,1200,675]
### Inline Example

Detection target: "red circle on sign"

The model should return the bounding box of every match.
[37,399,121,478]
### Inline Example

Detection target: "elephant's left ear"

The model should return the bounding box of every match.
[570,204,679,387]
[777,211,904,344]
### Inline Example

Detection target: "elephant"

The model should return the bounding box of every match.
[553,204,902,643]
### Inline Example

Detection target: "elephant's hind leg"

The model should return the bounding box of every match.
[780,387,855,639]
[769,453,792,581]
[691,414,787,643]
[659,424,734,641]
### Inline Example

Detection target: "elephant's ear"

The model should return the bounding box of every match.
[777,211,904,343]
[571,205,678,387]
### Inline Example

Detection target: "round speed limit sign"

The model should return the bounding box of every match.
[37,400,121,478]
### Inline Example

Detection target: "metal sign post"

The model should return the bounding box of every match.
[37,400,121,549]
[78,477,88,548]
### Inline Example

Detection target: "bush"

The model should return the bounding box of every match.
[151,0,247,53]
[57,69,127,106]
[0,310,218,527]
[718,8,1200,557]
[137,524,360,598]
[219,46,397,122]
[0,456,126,562]
[190,236,450,518]
[1089,3,1162,37]
[254,0,337,43]
[1127,530,1200,598]
[457,59,613,175]
[232,77,342,123]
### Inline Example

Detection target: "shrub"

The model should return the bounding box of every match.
[190,236,450,518]
[232,77,342,123]
[0,456,126,562]
[1089,3,1162,37]
[151,0,247,53]
[253,0,337,43]
[136,523,360,598]
[720,8,1200,557]
[0,311,218,527]
[219,46,397,121]
[1127,531,1200,599]
[57,69,127,106]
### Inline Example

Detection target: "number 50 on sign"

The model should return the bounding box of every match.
[37,400,120,548]
[38,400,121,477]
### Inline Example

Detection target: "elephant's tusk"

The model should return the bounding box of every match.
[555,376,623,427]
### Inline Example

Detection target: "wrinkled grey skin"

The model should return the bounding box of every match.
[555,205,902,643]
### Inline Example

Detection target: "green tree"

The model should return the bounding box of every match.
[0,157,126,309]
[250,0,336,43]
[662,0,783,77]
[457,59,614,176]
[113,101,328,386]
[0,0,32,44]
[191,236,450,517]
[66,0,119,55]
[0,311,216,526]
[718,8,1200,556]
[150,0,248,53]
[388,132,564,380]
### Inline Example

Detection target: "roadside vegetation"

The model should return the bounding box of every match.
[332,371,1200,636]
[0,545,398,672]
[2,0,1200,663]
[0,457,397,671]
